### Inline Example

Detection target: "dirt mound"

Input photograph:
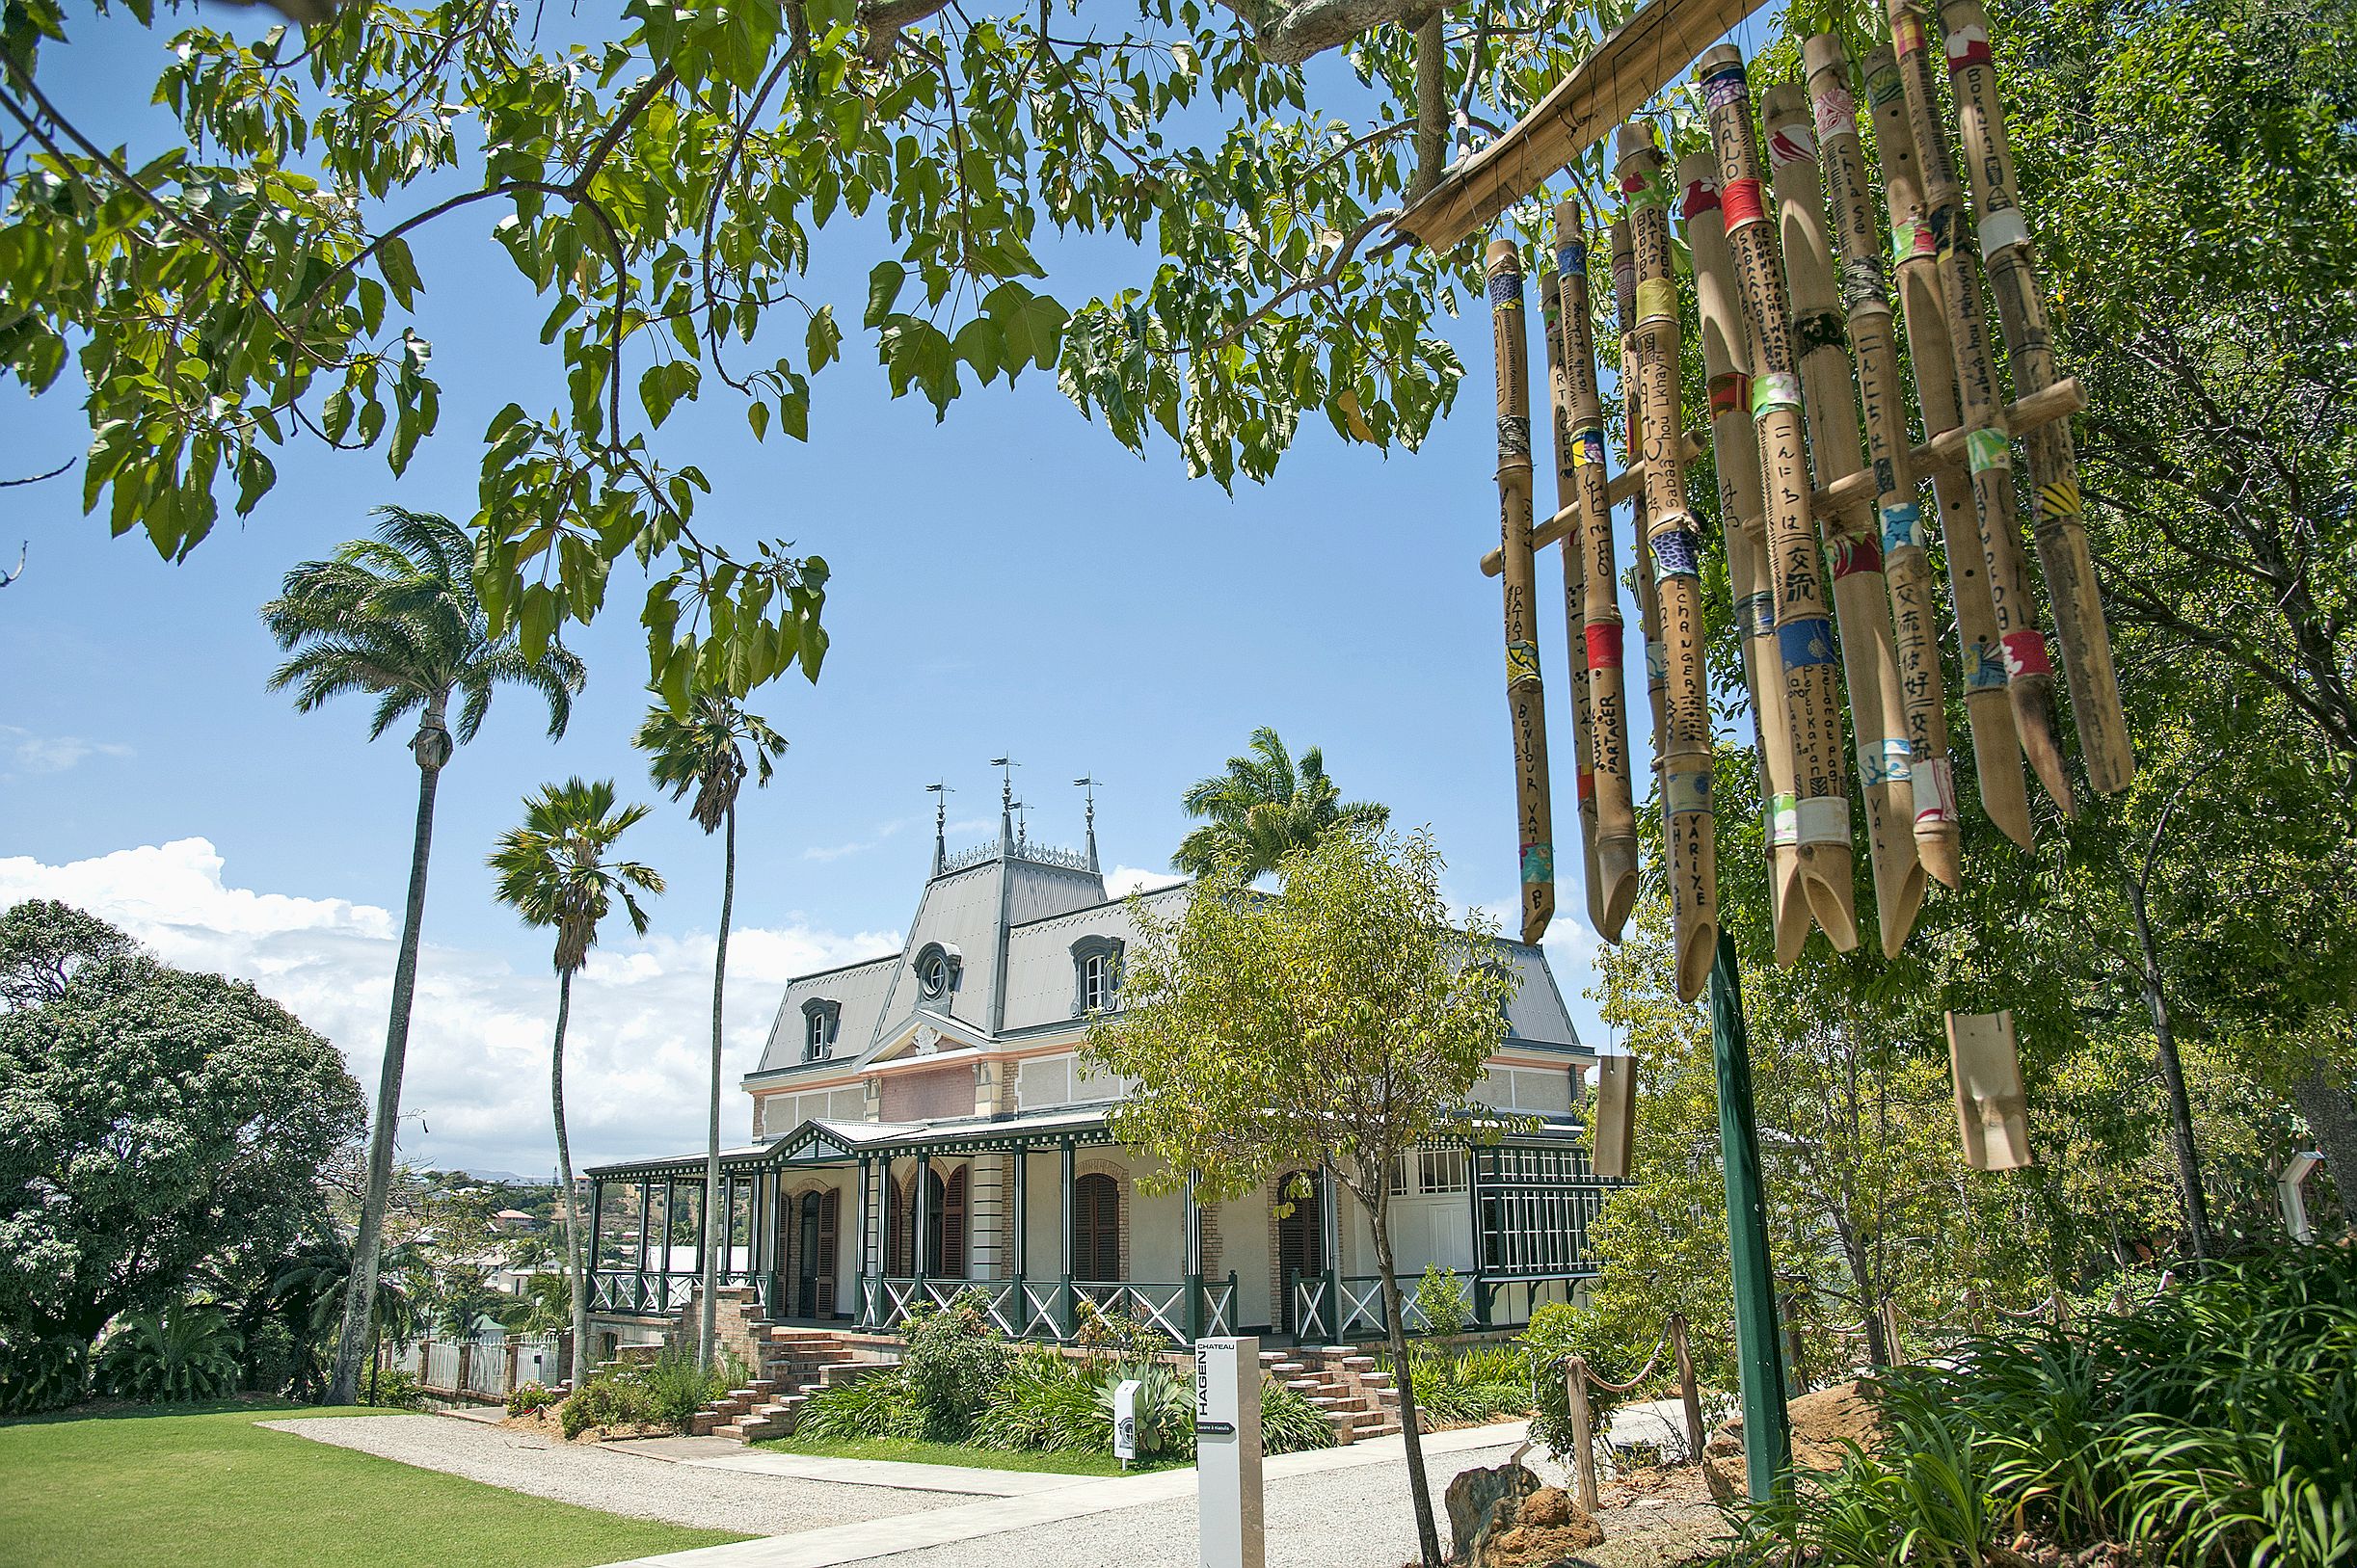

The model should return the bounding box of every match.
[1700,1380,1881,1500]
[1480,1486,1606,1565]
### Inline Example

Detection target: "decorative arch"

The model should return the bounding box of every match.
[1266,1168,1326,1335]
[1069,935,1124,1016]
[1072,1157,1132,1281]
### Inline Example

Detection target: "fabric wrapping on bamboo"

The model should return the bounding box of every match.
[1762,79,1925,958]
[1861,45,2034,848]
[1805,35,1963,890]
[1487,238,1557,943]
[1883,0,2076,816]
[1539,263,1607,937]
[1939,0,2132,796]
[1698,44,1861,956]
[1679,149,1802,953]
[1609,216,1668,794]
[1616,121,1718,1002]
[1551,199,1643,939]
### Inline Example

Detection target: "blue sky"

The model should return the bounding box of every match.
[0,6,1643,1175]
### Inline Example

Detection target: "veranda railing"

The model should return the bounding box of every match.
[855,1272,1240,1345]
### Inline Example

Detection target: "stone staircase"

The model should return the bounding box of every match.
[1261,1344,1401,1445]
[680,1290,901,1442]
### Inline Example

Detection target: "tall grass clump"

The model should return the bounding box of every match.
[1723,1245,2357,1567]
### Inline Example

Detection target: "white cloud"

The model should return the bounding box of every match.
[801,817,909,862]
[1104,864,1186,898]
[0,839,898,1177]
[0,724,132,776]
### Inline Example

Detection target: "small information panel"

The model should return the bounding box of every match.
[1194,1336,1264,1568]
[1112,1378,1141,1465]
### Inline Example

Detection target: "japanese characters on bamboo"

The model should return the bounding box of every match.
[1699,45,1861,955]
[1609,216,1669,794]
[1551,199,1644,940]
[1539,264,1608,936]
[1487,239,1557,943]
[1861,44,2034,849]
[1939,0,2133,795]
[1803,36,1964,890]
[1616,121,1719,1001]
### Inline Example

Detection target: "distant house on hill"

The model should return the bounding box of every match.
[586,785,1608,1351]
[490,1209,537,1233]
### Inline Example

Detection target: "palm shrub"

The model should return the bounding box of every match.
[974,1347,1103,1451]
[1260,1375,1338,1454]
[0,1331,89,1415]
[94,1304,243,1402]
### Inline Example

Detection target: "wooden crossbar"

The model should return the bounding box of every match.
[1393,0,1777,253]
[1478,378,2084,577]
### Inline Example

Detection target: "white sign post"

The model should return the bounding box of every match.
[1112,1377,1141,1468]
[1194,1336,1264,1568]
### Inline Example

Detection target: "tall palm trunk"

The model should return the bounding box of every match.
[550,968,590,1387]
[697,801,737,1365]
[1369,1189,1443,1568]
[330,710,447,1403]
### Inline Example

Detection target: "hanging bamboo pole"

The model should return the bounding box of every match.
[1762,81,1925,957]
[1861,46,2033,848]
[1700,45,1861,955]
[1940,0,2132,795]
[1610,216,1669,791]
[1617,121,1718,1002]
[1679,151,1806,960]
[1552,199,1644,939]
[1540,264,1608,936]
[1804,36,1963,890]
[1882,0,2076,816]
[1487,239,1558,943]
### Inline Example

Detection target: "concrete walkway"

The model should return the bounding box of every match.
[601,1422,1538,1568]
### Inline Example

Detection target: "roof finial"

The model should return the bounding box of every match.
[1073,776,1100,873]
[990,756,1018,849]
[925,781,952,875]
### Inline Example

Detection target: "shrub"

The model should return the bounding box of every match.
[558,1367,658,1438]
[94,1304,243,1402]
[1398,1342,1536,1428]
[362,1366,428,1410]
[1414,1266,1470,1339]
[506,1381,559,1417]
[642,1344,727,1433]
[1092,1360,1196,1460]
[239,1316,298,1396]
[1260,1375,1337,1454]
[974,1346,1103,1451]
[1072,1302,1172,1363]
[900,1292,1011,1441]
[1520,1301,1648,1460]
[795,1367,919,1441]
[0,1331,89,1415]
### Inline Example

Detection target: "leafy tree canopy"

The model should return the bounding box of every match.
[0,900,365,1342]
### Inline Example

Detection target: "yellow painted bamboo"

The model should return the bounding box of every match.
[1487,239,1558,943]
[1551,199,1644,940]
[1805,35,1964,890]
[1616,121,1718,1002]
[1678,149,1804,959]
[1883,0,2076,816]
[1699,45,1861,955]
[1763,81,1925,957]
[1939,0,2132,796]
[1540,264,1608,937]
[1861,45,2034,848]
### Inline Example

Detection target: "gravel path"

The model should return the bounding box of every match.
[261,1416,964,1536]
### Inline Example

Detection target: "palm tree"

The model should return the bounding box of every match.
[490,779,664,1387]
[633,696,789,1364]
[1170,726,1390,879]
[263,506,585,1404]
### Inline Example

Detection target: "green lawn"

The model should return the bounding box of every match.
[0,1400,746,1567]
[755,1431,1185,1476]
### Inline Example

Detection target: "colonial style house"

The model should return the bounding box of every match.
[584,790,1610,1351]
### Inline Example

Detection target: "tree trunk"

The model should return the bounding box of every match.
[2288,1063,2357,1239]
[1409,8,1445,201]
[329,727,445,1404]
[698,801,737,1367]
[2124,872,2210,1266]
[1831,1209,1886,1369]
[1370,1196,1443,1568]
[550,968,590,1388]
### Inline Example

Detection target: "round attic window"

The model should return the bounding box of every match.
[916,943,951,1000]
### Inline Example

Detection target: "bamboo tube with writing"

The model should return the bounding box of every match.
[1487,238,1557,943]
[1940,0,2132,795]
[1883,0,2076,816]
[1861,46,2033,848]
[1805,36,1964,890]
[1678,152,1806,960]
[1610,216,1668,786]
[1551,199,1643,940]
[1617,122,1718,1002]
[1539,264,1607,936]
[1763,81,1926,957]
[1698,46,1861,954]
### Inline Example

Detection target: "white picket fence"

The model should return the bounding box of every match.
[384,1332,564,1403]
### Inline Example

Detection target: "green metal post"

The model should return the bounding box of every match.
[1709,927,1793,1502]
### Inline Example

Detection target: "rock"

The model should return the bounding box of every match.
[1445,1461,1540,1564]
[1480,1486,1604,1565]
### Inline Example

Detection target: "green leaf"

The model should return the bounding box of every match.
[865,261,906,329]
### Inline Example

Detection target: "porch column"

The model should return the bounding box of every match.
[1011,1145,1030,1277]
[661,1179,676,1307]
[1467,1153,1492,1327]
[914,1152,932,1284]
[588,1178,604,1275]
[1058,1138,1077,1338]
[855,1156,873,1327]
[636,1181,653,1272]
[1319,1165,1342,1344]
[1183,1175,1204,1342]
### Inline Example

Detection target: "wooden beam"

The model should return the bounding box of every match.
[1475,379,2084,577]
[1393,0,1777,254]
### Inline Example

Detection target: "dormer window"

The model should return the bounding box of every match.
[801,999,841,1061]
[913,942,960,1004]
[1071,936,1123,1017]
